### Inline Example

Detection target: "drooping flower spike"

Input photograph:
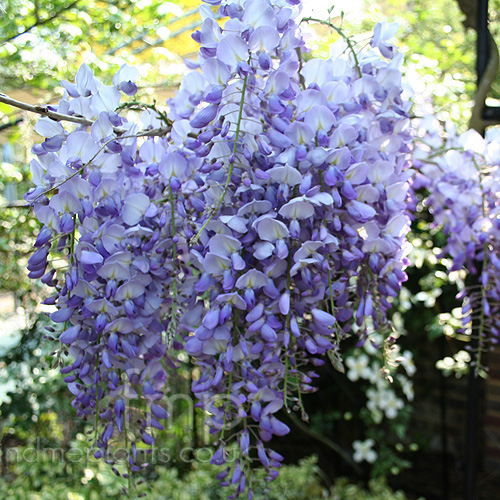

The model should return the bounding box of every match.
[414,122,500,370]
[25,0,412,496]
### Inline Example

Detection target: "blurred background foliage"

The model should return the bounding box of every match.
[0,0,498,498]
[0,0,204,93]
[0,454,421,500]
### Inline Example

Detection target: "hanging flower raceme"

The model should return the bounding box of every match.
[25,63,200,477]
[24,0,413,496]
[414,121,500,369]
[173,0,412,494]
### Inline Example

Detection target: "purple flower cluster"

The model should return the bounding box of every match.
[415,122,500,364]
[172,0,413,493]
[26,63,194,470]
[25,0,413,496]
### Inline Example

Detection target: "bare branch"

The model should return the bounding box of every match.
[106,6,201,56]
[136,127,171,137]
[0,117,24,132]
[131,20,203,56]
[30,128,171,206]
[0,92,172,136]
[469,30,499,134]
[454,0,500,133]
[0,93,93,126]
[1,0,81,44]
[0,202,31,209]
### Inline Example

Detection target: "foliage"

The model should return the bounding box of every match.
[0,453,423,500]
[0,117,45,305]
[356,0,476,125]
[330,476,424,500]
[0,0,203,92]
[0,317,80,448]
[304,332,417,478]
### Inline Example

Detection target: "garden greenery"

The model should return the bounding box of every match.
[0,453,421,500]
[18,0,500,498]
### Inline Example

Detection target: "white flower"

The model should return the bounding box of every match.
[397,374,414,401]
[400,350,417,376]
[367,386,404,419]
[345,353,372,382]
[353,439,378,463]
[366,389,384,423]
[367,386,386,408]
[367,362,382,384]
[382,391,404,419]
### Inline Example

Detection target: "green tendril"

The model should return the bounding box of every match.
[192,74,249,243]
[301,17,362,78]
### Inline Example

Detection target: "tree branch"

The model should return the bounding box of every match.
[0,93,93,126]
[285,412,363,474]
[1,0,81,45]
[456,0,477,29]
[106,6,201,56]
[131,21,204,56]
[454,0,500,133]
[0,117,24,132]
[0,93,172,137]
[469,30,499,134]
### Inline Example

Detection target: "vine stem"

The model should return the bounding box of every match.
[166,185,178,346]
[284,354,289,409]
[94,349,100,442]
[191,74,249,244]
[30,130,167,207]
[220,371,233,443]
[327,268,340,343]
[123,421,133,500]
[473,158,489,373]
[300,17,362,78]
[294,370,306,421]
[61,220,77,335]
[116,100,172,127]
[283,253,293,409]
